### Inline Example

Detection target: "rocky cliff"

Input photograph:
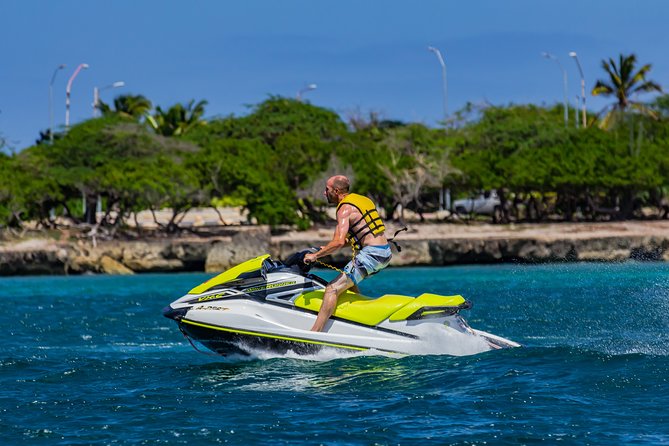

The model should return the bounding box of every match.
[1,223,668,276]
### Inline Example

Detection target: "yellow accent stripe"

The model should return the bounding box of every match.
[181,319,369,351]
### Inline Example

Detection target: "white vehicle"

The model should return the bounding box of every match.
[453,190,501,216]
[163,250,520,356]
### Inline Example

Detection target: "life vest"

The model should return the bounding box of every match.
[336,193,386,250]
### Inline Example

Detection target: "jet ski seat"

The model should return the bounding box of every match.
[295,290,411,326]
[294,291,468,326]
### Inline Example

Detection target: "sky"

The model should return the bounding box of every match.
[1,0,668,150]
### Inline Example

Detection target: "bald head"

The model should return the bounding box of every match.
[329,175,350,193]
[324,175,350,204]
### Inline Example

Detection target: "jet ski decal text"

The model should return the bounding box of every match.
[195,305,230,311]
[244,281,297,293]
[195,290,240,302]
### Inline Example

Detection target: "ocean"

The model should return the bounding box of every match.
[1,262,668,445]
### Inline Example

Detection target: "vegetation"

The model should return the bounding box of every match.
[1,52,668,236]
[591,53,662,128]
[99,94,153,121]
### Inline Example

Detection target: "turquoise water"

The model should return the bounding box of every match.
[1,262,668,445]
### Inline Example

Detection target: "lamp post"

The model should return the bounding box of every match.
[49,64,66,143]
[427,46,448,125]
[542,52,569,127]
[65,63,89,129]
[91,80,125,216]
[569,51,587,127]
[428,46,450,210]
[296,83,317,101]
[93,81,125,117]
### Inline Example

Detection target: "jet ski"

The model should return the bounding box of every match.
[162,249,520,356]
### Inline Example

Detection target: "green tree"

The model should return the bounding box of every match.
[183,137,297,225]
[147,100,208,136]
[373,124,449,220]
[221,97,348,189]
[452,105,601,221]
[22,117,200,229]
[650,94,669,119]
[0,151,63,228]
[187,97,349,225]
[591,53,663,129]
[99,94,153,121]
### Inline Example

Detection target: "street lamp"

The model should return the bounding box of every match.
[428,45,450,211]
[93,81,125,117]
[296,83,317,101]
[65,63,89,129]
[427,45,448,124]
[49,64,66,143]
[541,52,569,127]
[569,51,587,127]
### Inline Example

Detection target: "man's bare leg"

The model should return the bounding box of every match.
[310,273,353,332]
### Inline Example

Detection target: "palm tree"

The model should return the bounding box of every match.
[147,100,208,136]
[591,53,662,128]
[99,94,153,121]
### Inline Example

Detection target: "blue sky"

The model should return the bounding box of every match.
[1,0,668,149]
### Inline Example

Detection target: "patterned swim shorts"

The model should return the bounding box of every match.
[343,244,392,285]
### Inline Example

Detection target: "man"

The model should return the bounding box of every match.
[304,175,392,332]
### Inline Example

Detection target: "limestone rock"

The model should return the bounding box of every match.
[391,240,432,266]
[122,241,184,272]
[100,255,134,275]
[516,240,555,262]
[98,245,125,261]
[273,240,328,261]
[577,249,631,261]
[0,249,66,275]
[68,255,101,273]
[206,229,271,272]
[428,239,505,264]
[167,241,210,270]
[2,223,669,276]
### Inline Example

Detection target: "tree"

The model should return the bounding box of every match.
[99,94,153,121]
[217,97,348,189]
[650,94,669,119]
[182,137,297,225]
[147,100,208,136]
[0,151,64,228]
[356,123,451,221]
[22,117,200,229]
[187,97,349,225]
[591,53,663,129]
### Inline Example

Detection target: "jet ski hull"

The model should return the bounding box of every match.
[179,320,321,356]
[178,318,376,356]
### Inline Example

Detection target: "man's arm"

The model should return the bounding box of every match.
[304,206,351,263]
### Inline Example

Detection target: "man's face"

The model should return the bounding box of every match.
[324,183,338,204]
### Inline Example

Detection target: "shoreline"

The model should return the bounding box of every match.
[1,220,668,276]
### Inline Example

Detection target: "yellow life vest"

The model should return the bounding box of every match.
[336,193,386,249]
